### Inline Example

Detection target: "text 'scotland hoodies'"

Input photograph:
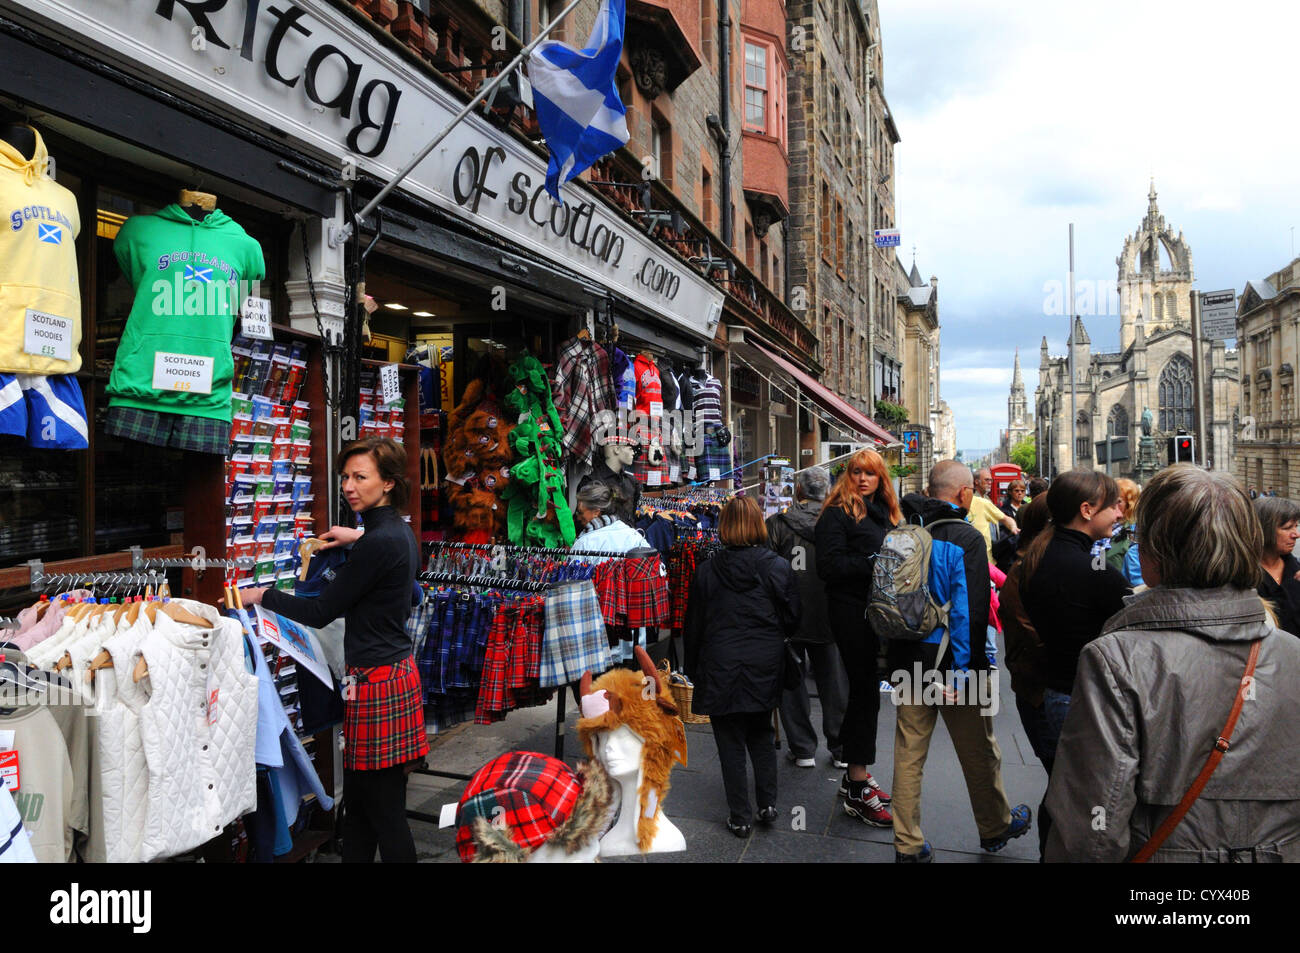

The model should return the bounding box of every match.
[0,126,83,375]
[107,203,266,422]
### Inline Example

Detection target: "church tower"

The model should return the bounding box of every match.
[1116,181,1194,351]
[1007,348,1030,450]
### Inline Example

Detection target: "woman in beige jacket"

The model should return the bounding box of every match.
[1045,464,1300,862]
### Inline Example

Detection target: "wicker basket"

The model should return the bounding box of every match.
[659,658,709,725]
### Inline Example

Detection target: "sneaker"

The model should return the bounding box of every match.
[727,816,753,838]
[786,752,816,768]
[980,804,1033,852]
[831,755,848,769]
[756,805,779,824]
[895,841,933,863]
[843,790,893,827]
[837,772,891,805]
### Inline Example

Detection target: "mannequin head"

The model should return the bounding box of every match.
[0,114,36,161]
[576,647,687,853]
[602,438,635,473]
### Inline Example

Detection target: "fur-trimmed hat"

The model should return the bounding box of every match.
[457,752,615,863]
[575,647,687,852]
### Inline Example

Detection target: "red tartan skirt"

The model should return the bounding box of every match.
[343,655,430,771]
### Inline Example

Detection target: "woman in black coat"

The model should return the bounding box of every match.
[814,449,900,827]
[684,496,800,837]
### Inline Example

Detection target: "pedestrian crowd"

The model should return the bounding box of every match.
[683,454,1300,862]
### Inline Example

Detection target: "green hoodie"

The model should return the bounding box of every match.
[107,204,265,421]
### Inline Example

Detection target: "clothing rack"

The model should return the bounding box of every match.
[23,546,255,592]
[417,569,552,593]
[406,568,573,824]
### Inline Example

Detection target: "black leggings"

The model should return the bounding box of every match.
[343,765,417,863]
[834,619,881,766]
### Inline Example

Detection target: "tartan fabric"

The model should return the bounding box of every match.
[630,451,669,489]
[406,589,436,660]
[476,605,517,724]
[455,751,584,862]
[592,559,627,628]
[105,405,231,455]
[343,655,429,771]
[553,336,616,466]
[539,580,610,688]
[623,556,670,628]
[695,425,731,481]
[668,545,699,631]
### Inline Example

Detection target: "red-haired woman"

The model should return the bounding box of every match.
[815,450,900,827]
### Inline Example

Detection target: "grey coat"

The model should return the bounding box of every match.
[1045,586,1300,863]
[767,502,834,645]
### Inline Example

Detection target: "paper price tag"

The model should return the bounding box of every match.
[23,308,74,361]
[380,363,401,405]
[241,297,274,340]
[153,352,214,394]
[669,465,680,483]
[0,751,19,792]
[649,401,663,417]
[0,730,13,752]
[709,467,721,481]
[648,469,662,486]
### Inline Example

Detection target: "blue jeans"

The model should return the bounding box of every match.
[985,625,998,664]
[1038,687,1072,861]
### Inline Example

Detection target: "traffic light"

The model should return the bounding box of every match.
[1166,434,1195,463]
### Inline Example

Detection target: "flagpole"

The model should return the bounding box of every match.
[332,0,591,246]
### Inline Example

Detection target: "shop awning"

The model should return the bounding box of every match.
[748,339,898,447]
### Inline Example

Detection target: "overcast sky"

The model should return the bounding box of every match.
[883,0,1300,454]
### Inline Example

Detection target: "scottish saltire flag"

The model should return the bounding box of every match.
[37,222,62,244]
[184,264,213,284]
[528,0,630,202]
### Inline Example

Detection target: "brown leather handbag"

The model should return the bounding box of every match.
[1131,639,1262,863]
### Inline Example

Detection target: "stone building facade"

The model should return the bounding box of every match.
[1035,186,1238,479]
[896,256,939,492]
[1234,256,1300,497]
[786,0,876,420]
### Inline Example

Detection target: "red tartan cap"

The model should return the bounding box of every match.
[455,751,583,862]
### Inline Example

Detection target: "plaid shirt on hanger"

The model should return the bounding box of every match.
[553,336,616,466]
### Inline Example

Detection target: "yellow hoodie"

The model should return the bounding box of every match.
[0,126,82,375]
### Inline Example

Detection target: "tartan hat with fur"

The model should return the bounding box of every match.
[459,752,616,863]
[575,646,688,852]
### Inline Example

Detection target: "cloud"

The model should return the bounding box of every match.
[882,0,1300,452]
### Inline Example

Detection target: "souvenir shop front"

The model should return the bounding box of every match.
[0,0,735,864]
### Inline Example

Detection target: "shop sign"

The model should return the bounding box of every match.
[241,296,274,340]
[7,0,724,342]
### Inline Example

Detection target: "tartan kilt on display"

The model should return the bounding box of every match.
[697,426,731,481]
[105,405,231,455]
[343,655,430,771]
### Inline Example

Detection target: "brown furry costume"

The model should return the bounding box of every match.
[575,647,688,852]
[442,378,514,542]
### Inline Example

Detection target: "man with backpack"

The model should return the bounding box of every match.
[874,460,1032,862]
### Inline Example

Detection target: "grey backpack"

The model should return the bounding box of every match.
[867,519,965,644]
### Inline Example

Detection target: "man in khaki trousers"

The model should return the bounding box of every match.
[889,461,1033,862]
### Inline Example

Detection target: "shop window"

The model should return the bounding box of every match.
[744,42,768,131]
[744,222,755,270]
[820,182,831,261]
[835,201,844,274]
[651,113,673,188]
[539,0,567,42]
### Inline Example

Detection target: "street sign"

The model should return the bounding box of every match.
[1200,289,1237,340]
[901,430,920,454]
[1095,436,1129,462]
[874,228,901,248]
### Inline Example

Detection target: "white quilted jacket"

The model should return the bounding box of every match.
[137,602,258,862]
[98,611,153,863]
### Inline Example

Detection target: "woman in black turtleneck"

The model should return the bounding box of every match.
[1018,469,1129,856]
[240,436,425,863]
